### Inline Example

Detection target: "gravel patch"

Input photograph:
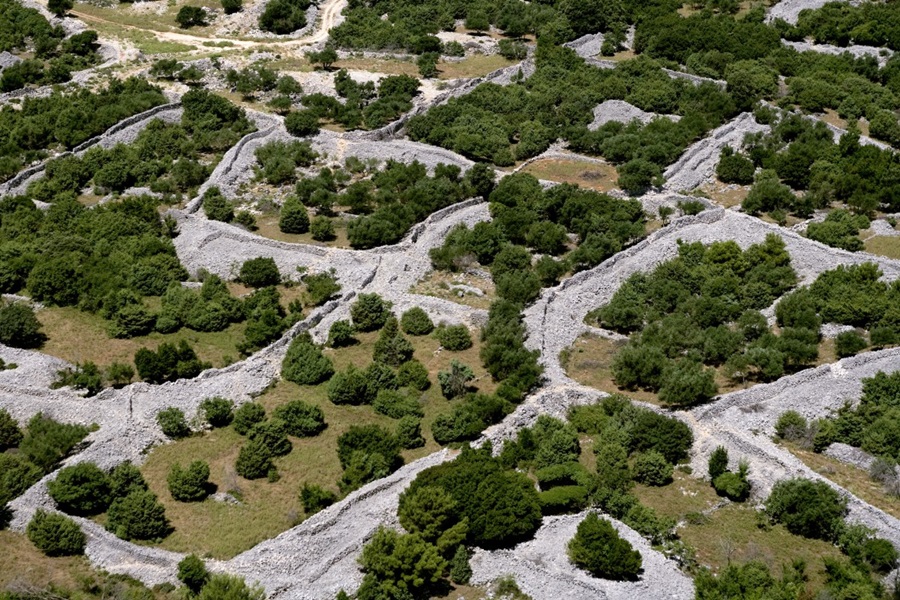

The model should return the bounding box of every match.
[663,113,770,192]
[588,100,680,131]
[470,510,695,600]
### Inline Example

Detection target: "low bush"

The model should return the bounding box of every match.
[568,513,642,580]
[235,439,274,479]
[47,462,111,516]
[281,332,335,385]
[438,360,475,399]
[435,324,473,351]
[248,420,292,456]
[632,451,673,486]
[351,293,391,332]
[400,307,434,335]
[106,490,169,540]
[200,397,234,428]
[396,415,425,449]
[233,402,266,435]
[397,360,430,391]
[167,461,211,502]
[27,509,85,556]
[538,485,588,515]
[273,400,327,437]
[239,257,280,288]
[157,407,190,439]
[177,554,209,594]
[327,320,356,347]
[765,478,847,540]
[300,483,337,514]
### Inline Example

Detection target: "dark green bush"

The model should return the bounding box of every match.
[372,316,414,367]
[27,509,85,556]
[157,407,190,439]
[0,302,45,348]
[285,110,320,137]
[47,462,111,516]
[327,365,373,405]
[351,293,390,332]
[310,216,335,241]
[109,462,148,499]
[175,5,206,27]
[835,331,868,358]
[774,410,808,441]
[197,574,265,600]
[538,485,589,515]
[202,187,233,222]
[708,446,729,480]
[765,478,847,540]
[396,415,425,449]
[300,483,337,514]
[239,257,280,288]
[438,360,475,400]
[177,554,209,594]
[327,320,356,347]
[273,400,326,437]
[435,324,473,351]
[400,307,434,336]
[167,461,210,502]
[303,271,341,306]
[0,408,22,450]
[248,420,292,456]
[107,489,169,540]
[397,360,430,391]
[135,341,208,384]
[233,402,266,435]
[632,451,673,486]
[713,469,751,501]
[18,413,89,473]
[568,512,642,580]
[235,438,274,480]
[279,196,310,233]
[281,332,334,385]
[200,397,234,428]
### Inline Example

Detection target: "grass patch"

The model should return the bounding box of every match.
[333,58,418,77]
[254,213,352,248]
[782,443,900,521]
[0,530,91,591]
[678,503,844,591]
[520,158,618,193]
[74,0,220,36]
[409,271,496,310]
[37,306,246,369]
[864,235,900,260]
[436,54,515,79]
[632,470,721,521]
[699,181,750,209]
[563,333,838,405]
[140,329,492,558]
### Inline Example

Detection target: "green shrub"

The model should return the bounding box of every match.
[175,5,206,27]
[157,407,190,439]
[449,545,472,585]
[177,554,209,594]
[327,365,373,405]
[18,413,89,473]
[248,420,292,456]
[310,216,335,241]
[167,461,210,502]
[300,483,337,514]
[233,402,266,435]
[629,409,694,464]
[0,302,45,348]
[438,360,475,399]
[435,324,473,351]
[535,462,591,490]
[372,317,414,368]
[765,478,847,540]
[374,389,423,419]
[220,0,242,14]
[197,574,265,600]
[109,462,147,499]
[200,397,234,428]
[303,271,341,306]
[327,320,356,347]
[708,446,728,480]
[863,537,899,573]
[397,360,430,391]
[0,454,41,505]
[716,147,756,185]
[235,439,274,479]
[632,451,673,486]
[239,257,280,288]
[285,110,320,137]
[0,408,22,450]
[202,187,233,222]
[27,509,85,556]
[357,527,446,599]
[47,462,111,516]
[568,513,642,580]
[774,410,807,440]
[107,490,169,540]
[396,415,425,449]
[538,485,588,515]
[713,468,751,501]
[351,293,391,332]
[279,196,310,233]
[658,360,718,406]
[835,331,868,358]
[273,400,326,437]
[281,332,334,385]
[401,307,434,335]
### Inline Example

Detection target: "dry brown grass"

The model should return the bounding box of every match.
[679,503,844,590]
[254,213,352,248]
[437,55,515,79]
[520,158,619,193]
[782,443,900,520]
[633,470,721,520]
[699,181,750,209]
[37,307,246,369]
[410,271,496,310]
[140,329,493,558]
[334,58,419,76]
[74,0,222,36]
[0,531,89,591]
[864,236,900,260]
